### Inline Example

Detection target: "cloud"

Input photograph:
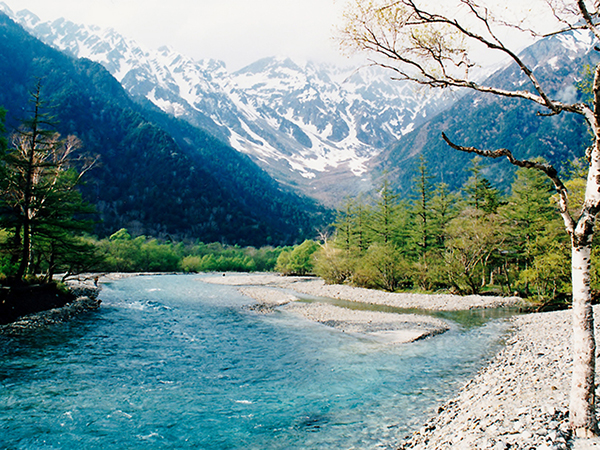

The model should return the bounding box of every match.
[5,0,351,71]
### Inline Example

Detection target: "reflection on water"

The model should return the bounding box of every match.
[0,274,515,449]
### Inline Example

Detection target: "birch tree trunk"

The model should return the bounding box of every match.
[571,241,597,436]
[570,132,600,435]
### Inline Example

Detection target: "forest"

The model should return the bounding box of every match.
[275,155,595,309]
[0,94,589,312]
[0,86,589,313]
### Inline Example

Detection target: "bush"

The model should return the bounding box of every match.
[276,240,320,275]
[353,242,412,292]
[313,244,355,284]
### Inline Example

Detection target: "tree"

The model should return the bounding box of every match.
[429,181,460,249]
[370,178,406,245]
[444,208,505,294]
[410,155,435,254]
[276,240,320,275]
[463,157,502,214]
[0,84,96,283]
[342,0,600,436]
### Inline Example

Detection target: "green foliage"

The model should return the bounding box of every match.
[318,155,581,304]
[313,243,355,284]
[276,240,320,275]
[463,157,502,214]
[409,155,436,254]
[443,210,505,294]
[353,242,411,292]
[0,88,97,282]
[83,231,285,274]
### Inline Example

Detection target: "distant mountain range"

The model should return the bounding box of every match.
[0,10,328,245]
[3,4,453,204]
[373,29,597,194]
[1,1,596,212]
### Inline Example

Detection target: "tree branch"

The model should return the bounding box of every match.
[441,132,576,233]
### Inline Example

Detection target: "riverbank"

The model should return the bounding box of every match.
[203,273,525,310]
[0,275,102,328]
[203,273,524,344]
[203,274,599,449]
[400,307,581,449]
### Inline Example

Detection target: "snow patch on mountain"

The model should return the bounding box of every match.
[6,5,453,204]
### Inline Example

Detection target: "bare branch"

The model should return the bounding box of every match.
[578,0,600,41]
[441,132,576,233]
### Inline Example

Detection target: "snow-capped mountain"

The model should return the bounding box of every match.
[3,3,453,204]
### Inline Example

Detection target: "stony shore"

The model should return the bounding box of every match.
[203,273,524,310]
[0,274,102,330]
[205,274,464,344]
[203,273,600,449]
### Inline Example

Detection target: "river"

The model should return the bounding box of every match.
[0,274,513,449]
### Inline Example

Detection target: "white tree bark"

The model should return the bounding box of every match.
[571,243,597,436]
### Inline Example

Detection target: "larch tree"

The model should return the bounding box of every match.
[0,84,96,283]
[341,0,600,437]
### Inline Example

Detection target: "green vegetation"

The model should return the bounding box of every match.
[307,156,586,309]
[0,86,97,284]
[90,229,285,274]
[0,91,290,284]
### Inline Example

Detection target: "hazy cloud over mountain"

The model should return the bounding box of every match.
[1,0,354,71]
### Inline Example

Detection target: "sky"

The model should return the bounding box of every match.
[2,0,353,71]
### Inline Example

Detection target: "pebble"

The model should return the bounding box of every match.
[398,307,600,449]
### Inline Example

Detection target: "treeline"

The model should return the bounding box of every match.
[280,156,596,306]
[0,226,287,282]
[91,228,285,273]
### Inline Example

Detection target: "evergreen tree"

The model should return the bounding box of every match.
[370,178,404,245]
[429,182,460,249]
[409,156,435,255]
[0,85,96,282]
[501,164,556,269]
[463,157,502,214]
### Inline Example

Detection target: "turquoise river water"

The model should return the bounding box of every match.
[0,274,515,449]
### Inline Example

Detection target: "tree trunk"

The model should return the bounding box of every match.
[15,218,31,281]
[570,240,598,437]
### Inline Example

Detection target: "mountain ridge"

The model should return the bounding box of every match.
[0,11,327,245]
[3,3,454,205]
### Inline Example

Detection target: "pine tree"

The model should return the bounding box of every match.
[410,156,435,255]
[463,157,502,214]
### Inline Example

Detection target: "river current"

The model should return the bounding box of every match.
[0,274,512,449]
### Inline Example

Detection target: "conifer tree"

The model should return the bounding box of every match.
[0,84,96,282]
[410,155,435,254]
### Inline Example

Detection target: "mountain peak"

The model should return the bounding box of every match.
[10,8,454,205]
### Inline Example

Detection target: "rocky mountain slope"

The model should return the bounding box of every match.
[373,29,597,195]
[4,2,595,202]
[3,4,452,204]
[0,12,327,244]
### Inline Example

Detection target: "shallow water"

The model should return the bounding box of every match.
[0,274,512,449]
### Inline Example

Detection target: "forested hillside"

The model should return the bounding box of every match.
[0,13,328,245]
[373,31,595,195]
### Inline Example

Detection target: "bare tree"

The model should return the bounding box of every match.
[341,0,600,437]
[0,83,96,282]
